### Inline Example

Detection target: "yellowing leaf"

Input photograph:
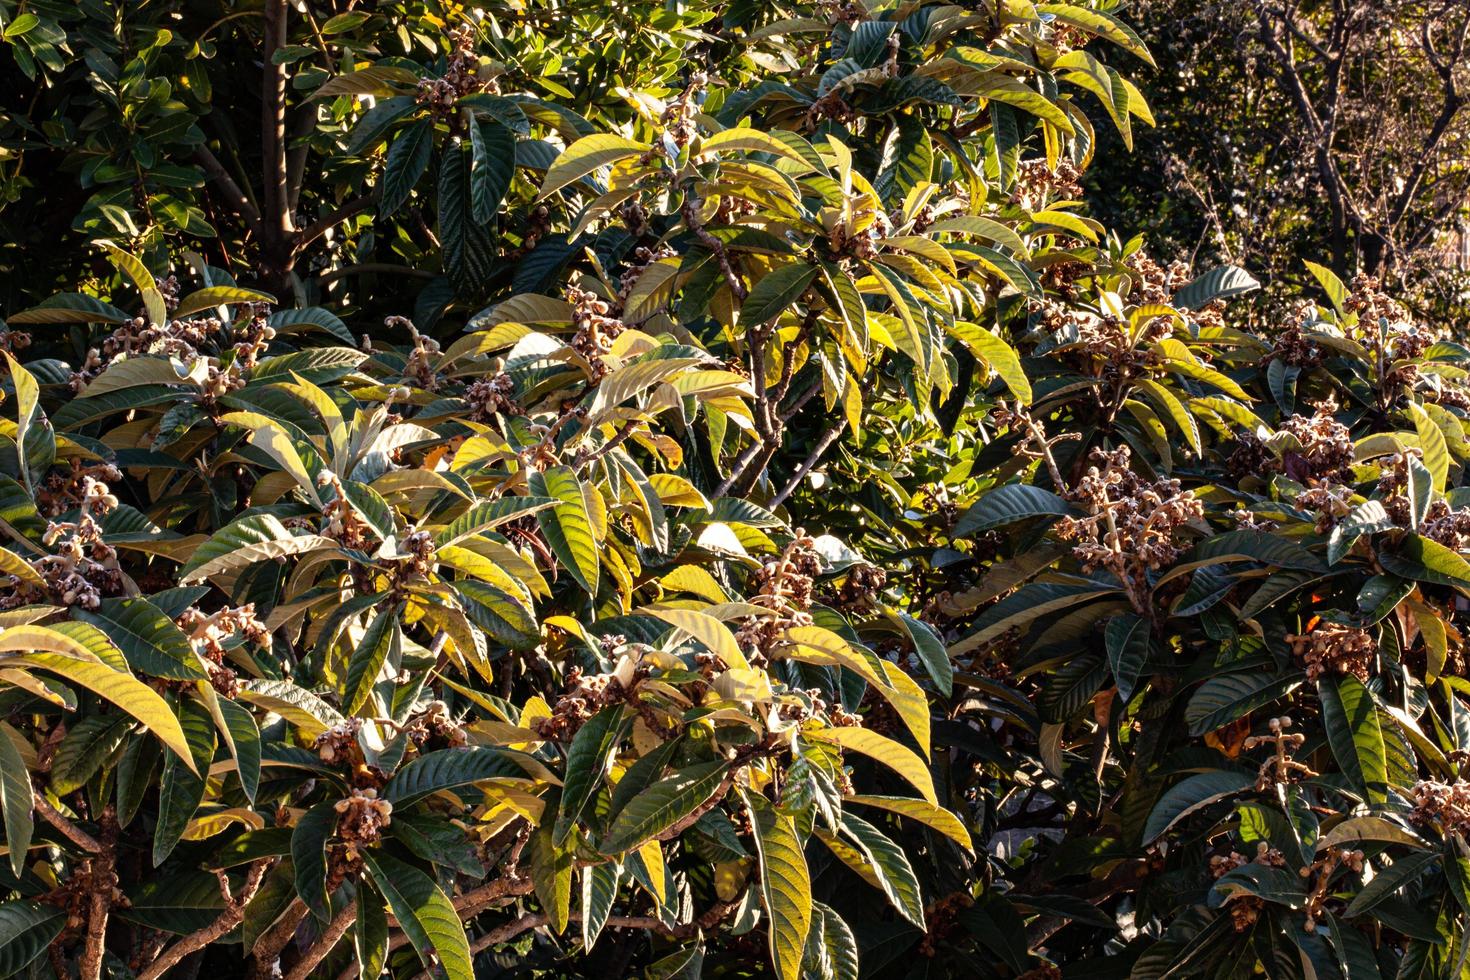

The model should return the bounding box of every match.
[809,726,937,804]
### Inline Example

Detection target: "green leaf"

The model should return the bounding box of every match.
[1304,260,1347,315]
[530,818,575,935]
[1185,672,1300,736]
[893,611,951,696]
[953,484,1070,536]
[49,714,128,796]
[1328,500,1393,565]
[528,465,600,596]
[291,800,337,923]
[749,795,812,980]
[581,863,620,949]
[0,902,64,976]
[555,706,628,845]
[11,651,195,765]
[362,852,473,980]
[1379,534,1470,588]
[1171,265,1260,311]
[7,293,130,324]
[741,261,819,328]
[950,583,1117,655]
[78,597,206,681]
[1344,850,1438,916]
[434,496,556,548]
[0,723,32,876]
[380,118,434,216]
[1104,613,1149,702]
[383,747,511,805]
[837,812,924,926]
[343,605,401,715]
[1143,771,1255,843]
[355,884,390,980]
[469,120,516,225]
[600,760,729,854]
[801,902,859,980]
[153,697,215,866]
[1319,675,1388,804]
[1408,402,1450,492]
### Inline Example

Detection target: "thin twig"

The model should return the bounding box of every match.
[139,863,270,980]
[33,795,103,853]
[770,420,847,508]
[284,899,358,980]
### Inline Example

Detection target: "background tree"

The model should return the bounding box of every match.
[1089,0,1470,313]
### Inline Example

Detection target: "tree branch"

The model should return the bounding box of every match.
[33,795,103,853]
[770,420,847,508]
[139,863,270,980]
[261,0,293,243]
[297,192,380,249]
[284,899,358,980]
[195,147,264,237]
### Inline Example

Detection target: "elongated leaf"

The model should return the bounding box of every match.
[1105,613,1149,702]
[741,262,819,327]
[78,597,205,681]
[530,818,574,934]
[1143,771,1255,842]
[363,852,472,980]
[838,812,923,926]
[1319,675,1388,804]
[1172,265,1260,311]
[556,706,628,845]
[0,723,31,876]
[380,118,434,215]
[1185,672,1300,736]
[153,697,215,866]
[383,747,510,804]
[12,652,194,765]
[539,133,650,199]
[750,797,812,980]
[529,466,600,595]
[343,605,400,715]
[953,484,1070,536]
[0,902,64,976]
[291,800,337,923]
[469,120,516,225]
[600,760,729,854]
[173,286,276,319]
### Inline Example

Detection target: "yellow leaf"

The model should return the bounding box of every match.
[642,606,750,670]
[809,726,937,804]
[845,794,972,851]
[11,652,196,771]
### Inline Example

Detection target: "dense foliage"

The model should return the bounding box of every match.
[0,2,1468,980]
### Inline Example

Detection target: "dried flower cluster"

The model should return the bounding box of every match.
[176,604,269,696]
[1288,624,1375,681]
[415,25,491,112]
[737,531,823,662]
[1230,401,1354,487]
[1300,847,1364,934]
[1211,842,1287,931]
[335,787,394,860]
[568,286,626,380]
[1055,446,1203,606]
[38,461,122,518]
[4,479,123,610]
[464,372,520,422]
[1265,304,1324,369]
[1009,159,1083,210]
[1410,778,1470,834]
